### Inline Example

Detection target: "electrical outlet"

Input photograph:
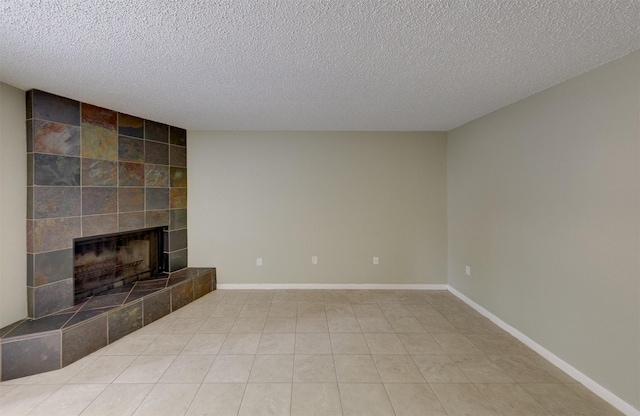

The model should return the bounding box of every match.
[465,266,471,276]
[256,258,263,266]
[311,256,318,265]
[373,257,379,265]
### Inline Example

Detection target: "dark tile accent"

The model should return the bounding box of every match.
[82,187,117,215]
[81,125,118,161]
[171,280,193,311]
[163,253,169,273]
[4,313,72,338]
[33,279,74,318]
[118,212,145,231]
[82,158,117,186]
[31,89,80,125]
[118,136,144,162]
[0,321,24,339]
[167,275,190,286]
[26,89,33,119]
[27,187,33,219]
[32,120,81,156]
[170,167,187,188]
[103,283,135,295]
[108,301,142,343]
[125,290,156,303]
[194,271,214,300]
[27,287,34,317]
[146,188,169,210]
[34,153,80,186]
[163,230,168,254]
[170,188,187,209]
[169,249,188,272]
[57,302,86,315]
[1,332,61,380]
[145,141,168,165]
[62,315,107,366]
[82,214,118,237]
[81,103,117,130]
[143,289,171,325]
[145,120,169,143]
[169,145,186,167]
[169,126,187,146]
[33,249,73,287]
[146,210,170,228]
[169,268,197,280]
[118,113,144,138]
[168,229,187,252]
[118,162,145,186]
[26,220,34,253]
[134,279,167,291]
[33,186,81,219]
[27,119,33,151]
[63,308,110,327]
[170,209,187,230]
[145,164,169,187]
[27,153,33,186]
[27,254,34,286]
[118,187,144,212]
[32,218,81,252]
[82,293,128,310]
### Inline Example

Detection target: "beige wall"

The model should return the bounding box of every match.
[447,51,640,408]
[0,83,27,327]
[188,131,447,285]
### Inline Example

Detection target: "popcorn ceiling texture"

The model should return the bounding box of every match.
[1,1,639,131]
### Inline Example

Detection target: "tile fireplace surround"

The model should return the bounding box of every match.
[0,90,216,381]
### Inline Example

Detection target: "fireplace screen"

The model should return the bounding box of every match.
[73,227,164,303]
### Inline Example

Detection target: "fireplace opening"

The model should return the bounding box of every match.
[73,227,165,304]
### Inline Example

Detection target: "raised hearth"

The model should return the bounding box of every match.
[1,268,216,381]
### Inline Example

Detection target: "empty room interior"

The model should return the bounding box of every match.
[0,1,639,415]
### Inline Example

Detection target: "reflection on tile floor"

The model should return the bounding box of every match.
[0,289,625,416]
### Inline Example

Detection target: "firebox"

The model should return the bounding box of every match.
[73,227,165,303]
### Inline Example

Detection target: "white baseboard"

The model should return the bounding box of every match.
[448,286,639,416]
[216,283,449,290]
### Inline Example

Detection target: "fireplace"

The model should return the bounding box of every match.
[25,89,189,318]
[73,227,165,303]
[0,88,215,383]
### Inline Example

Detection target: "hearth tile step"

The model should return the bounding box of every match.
[1,313,73,339]
[0,267,216,382]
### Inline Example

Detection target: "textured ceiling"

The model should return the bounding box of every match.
[1,1,639,131]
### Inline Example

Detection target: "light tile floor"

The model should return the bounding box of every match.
[0,289,624,416]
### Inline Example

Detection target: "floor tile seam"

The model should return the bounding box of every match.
[0,383,64,415]
[471,381,549,415]
[382,381,445,416]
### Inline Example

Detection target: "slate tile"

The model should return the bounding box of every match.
[31,89,80,125]
[118,113,144,138]
[32,120,80,156]
[118,162,145,186]
[33,153,80,186]
[82,158,117,186]
[145,120,169,143]
[169,126,186,146]
[118,187,144,212]
[33,186,80,219]
[82,187,117,215]
[118,136,144,162]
